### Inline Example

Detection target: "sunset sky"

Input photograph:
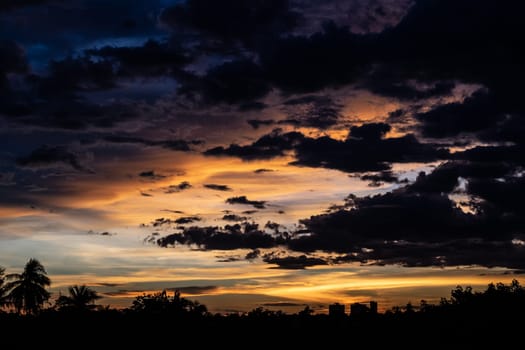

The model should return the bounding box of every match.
[1,0,524,314]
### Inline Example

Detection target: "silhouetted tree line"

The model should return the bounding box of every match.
[1,259,524,347]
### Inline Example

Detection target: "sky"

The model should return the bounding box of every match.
[1,0,524,314]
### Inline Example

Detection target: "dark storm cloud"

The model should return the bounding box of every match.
[293,127,448,172]
[157,223,281,250]
[294,0,413,35]
[452,145,525,165]
[262,253,328,269]
[406,160,516,197]
[1,91,141,130]
[261,302,304,307]
[0,40,28,102]
[362,240,525,270]
[280,156,525,268]
[247,119,275,130]
[0,0,58,12]
[222,214,248,222]
[281,95,343,129]
[159,0,298,45]
[0,40,28,77]
[169,286,218,295]
[254,168,273,174]
[226,196,267,209]
[362,70,456,101]
[292,191,479,253]
[151,218,177,227]
[258,23,367,93]
[468,177,525,217]
[477,115,525,145]
[16,145,93,173]
[174,216,201,224]
[39,56,116,94]
[205,125,448,172]
[349,122,390,140]
[415,90,503,138]
[377,0,525,113]
[179,59,271,105]
[204,129,304,160]
[104,135,202,151]
[203,184,232,192]
[139,170,166,181]
[0,1,166,59]
[86,39,192,77]
[154,154,525,269]
[360,170,399,186]
[164,182,192,193]
[242,210,258,215]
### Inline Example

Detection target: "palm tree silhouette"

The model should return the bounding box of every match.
[55,285,101,311]
[4,258,51,315]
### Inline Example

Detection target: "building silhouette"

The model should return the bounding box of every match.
[350,301,378,316]
[328,302,346,317]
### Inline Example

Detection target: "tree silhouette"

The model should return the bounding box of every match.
[55,285,101,311]
[0,266,8,309]
[131,289,208,317]
[4,258,51,315]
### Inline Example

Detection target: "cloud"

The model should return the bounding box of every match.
[261,302,305,307]
[174,216,201,225]
[242,210,258,215]
[262,253,328,269]
[292,191,479,253]
[205,129,304,160]
[139,170,166,181]
[1,94,141,130]
[360,170,399,187]
[222,214,248,222]
[0,40,28,79]
[159,0,298,46]
[15,145,93,173]
[180,60,272,105]
[87,230,115,236]
[280,155,525,269]
[150,218,177,227]
[203,184,232,192]
[363,240,525,270]
[415,90,503,138]
[378,0,525,115]
[205,126,448,172]
[226,196,266,209]
[168,285,218,295]
[254,168,274,174]
[258,23,367,93]
[164,182,192,193]
[362,70,456,101]
[293,127,448,172]
[280,95,343,129]
[105,135,202,151]
[247,119,275,129]
[157,223,281,250]
[0,0,58,12]
[349,122,391,140]
[38,56,116,94]
[86,39,192,77]
[0,40,28,107]
[294,0,413,35]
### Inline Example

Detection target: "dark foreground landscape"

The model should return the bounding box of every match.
[1,279,523,347]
